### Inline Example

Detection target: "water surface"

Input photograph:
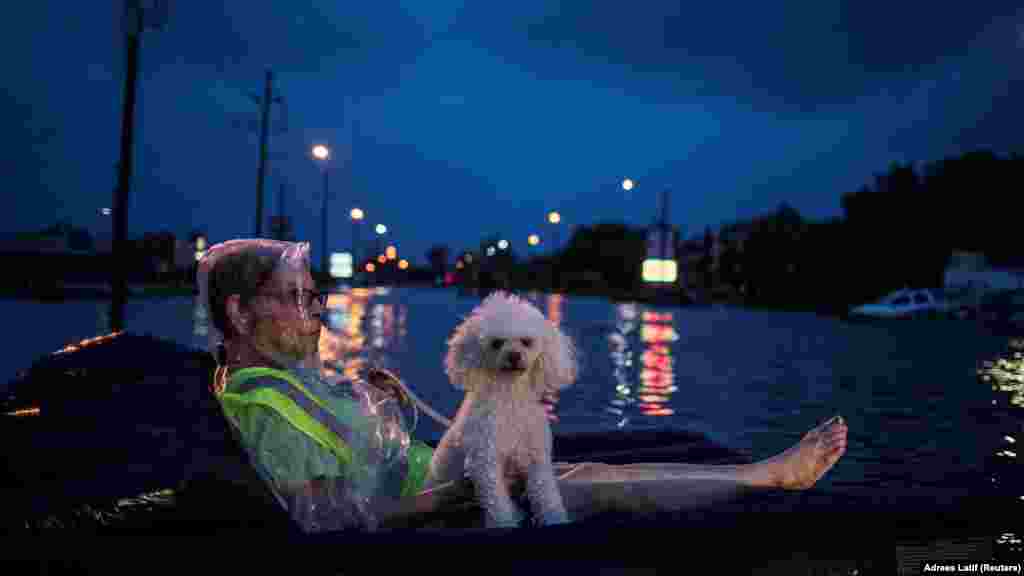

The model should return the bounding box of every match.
[4,287,1021,514]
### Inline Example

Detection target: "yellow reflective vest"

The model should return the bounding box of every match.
[216,366,432,502]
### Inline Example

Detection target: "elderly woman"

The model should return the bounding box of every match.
[197,238,847,533]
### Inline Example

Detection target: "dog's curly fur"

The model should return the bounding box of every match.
[424,291,577,527]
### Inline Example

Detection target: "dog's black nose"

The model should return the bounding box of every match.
[507,350,523,365]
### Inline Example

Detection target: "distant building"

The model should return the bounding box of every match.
[677,236,706,290]
[945,251,1024,294]
[0,233,71,254]
[173,238,195,270]
[0,221,101,254]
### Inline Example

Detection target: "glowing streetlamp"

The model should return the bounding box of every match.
[398,259,409,270]
[385,245,397,260]
[526,233,540,260]
[547,211,562,255]
[622,178,634,191]
[350,207,364,282]
[312,144,331,276]
[312,144,330,162]
[374,223,387,257]
[497,239,509,251]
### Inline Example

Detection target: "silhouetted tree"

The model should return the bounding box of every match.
[426,244,450,282]
[561,222,646,292]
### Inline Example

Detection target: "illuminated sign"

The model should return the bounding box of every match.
[642,259,678,283]
[330,252,353,279]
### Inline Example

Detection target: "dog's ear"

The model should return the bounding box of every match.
[534,323,577,394]
[445,318,484,391]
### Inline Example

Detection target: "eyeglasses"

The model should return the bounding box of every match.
[256,288,327,310]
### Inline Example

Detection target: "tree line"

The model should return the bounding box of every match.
[461,149,1022,311]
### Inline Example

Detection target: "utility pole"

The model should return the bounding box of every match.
[659,187,671,262]
[250,70,284,238]
[321,170,329,275]
[111,0,166,333]
[277,181,286,240]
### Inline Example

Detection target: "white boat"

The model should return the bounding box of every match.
[847,288,955,320]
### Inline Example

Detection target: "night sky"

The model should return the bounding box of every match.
[4,1,1023,266]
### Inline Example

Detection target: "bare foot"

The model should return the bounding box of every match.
[750,415,848,490]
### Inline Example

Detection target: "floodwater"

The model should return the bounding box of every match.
[4,286,1023,529]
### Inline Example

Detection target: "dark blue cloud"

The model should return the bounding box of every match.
[452,1,1021,111]
[3,0,1023,267]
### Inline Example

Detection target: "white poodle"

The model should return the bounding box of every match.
[423,291,577,528]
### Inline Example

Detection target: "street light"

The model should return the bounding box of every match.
[497,239,509,250]
[350,207,364,283]
[622,178,634,191]
[374,223,386,258]
[547,211,562,255]
[312,144,331,277]
[527,234,539,246]
[312,144,330,162]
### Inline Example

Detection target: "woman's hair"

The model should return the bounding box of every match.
[207,249,279,342]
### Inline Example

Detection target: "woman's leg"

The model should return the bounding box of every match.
[552,415,848,521]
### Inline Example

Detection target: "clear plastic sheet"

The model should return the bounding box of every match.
[219,343,423,533]
[200,239,422,532]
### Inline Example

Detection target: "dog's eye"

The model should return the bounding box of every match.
[521,338,533,348]
[490,338,504,350]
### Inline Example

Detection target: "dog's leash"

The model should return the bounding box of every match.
[368,366,454,429]
[324,361,454,430]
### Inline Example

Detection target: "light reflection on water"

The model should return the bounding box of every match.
[607,303,636,428]
[189,289,694,427]
[638,310,677,418]
[976,338,1024,505]
[546,293,564,326]
[186,287,1020,503]
[320,290,370,381]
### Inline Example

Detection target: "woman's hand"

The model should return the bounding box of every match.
[541,389,560,424]
[366,367,411,408]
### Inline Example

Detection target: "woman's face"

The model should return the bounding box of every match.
[247,264,323,365]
